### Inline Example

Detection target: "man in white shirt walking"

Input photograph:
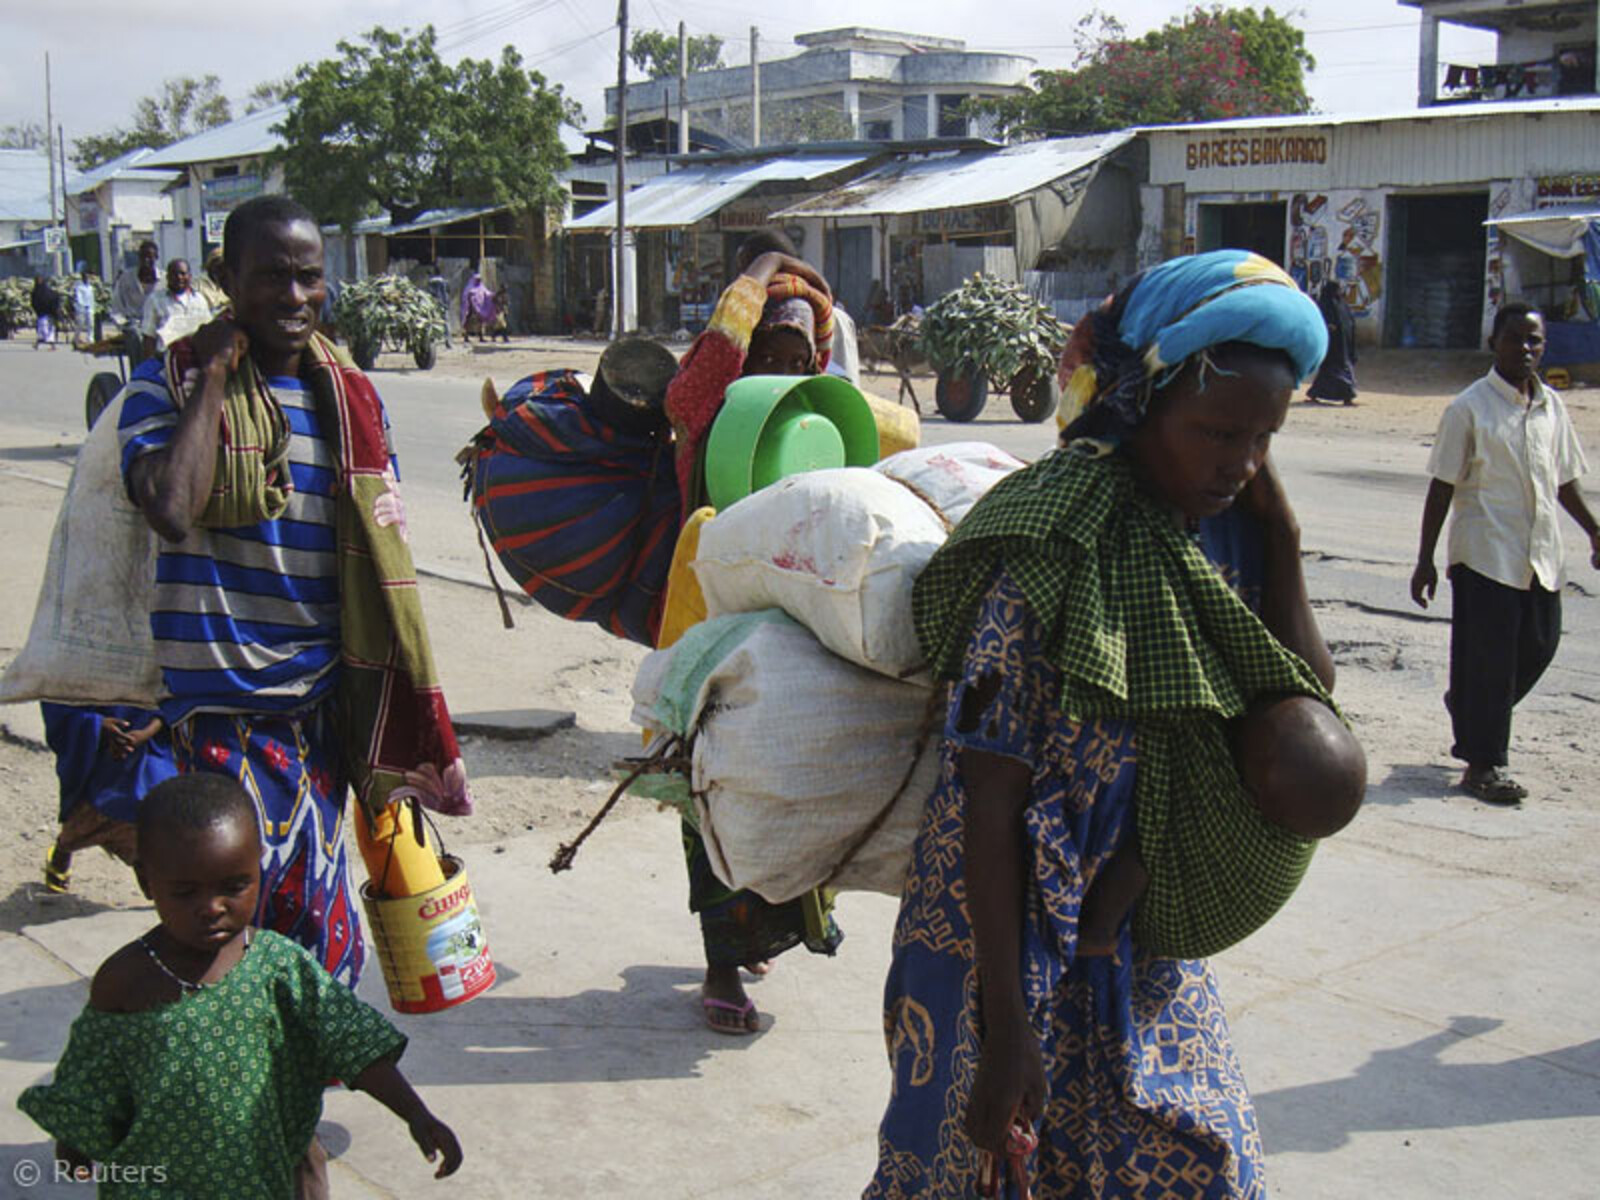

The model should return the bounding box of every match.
[139,257,213,359]
[1411,302,1600,803]
[71,262,97,345]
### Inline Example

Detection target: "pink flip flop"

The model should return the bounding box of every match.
[701,995,758,1035]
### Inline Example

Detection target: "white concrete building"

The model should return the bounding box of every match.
[0,149,54,275]
[62,149,179,275]
[1401,0,1597,106]
[606,27,1034,150]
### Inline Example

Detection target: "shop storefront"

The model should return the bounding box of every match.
[774,131,1140,323]
[1141,98,1600,348]
[564,152,873,334]
[1487,198,1600,373]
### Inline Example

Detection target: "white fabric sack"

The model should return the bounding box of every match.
[692,468,947,680]
[0,394,162,707]
[873,441,1026,527]
[632,614,937,902]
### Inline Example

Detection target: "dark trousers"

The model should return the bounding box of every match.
[1448,564,1561,767]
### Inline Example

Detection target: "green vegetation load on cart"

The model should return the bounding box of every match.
[333,274,447,356]
[0,275,110,334]
[918,274,1070,385]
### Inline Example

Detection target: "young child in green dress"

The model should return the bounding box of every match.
[19,773,462,1196]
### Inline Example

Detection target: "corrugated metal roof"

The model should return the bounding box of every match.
[771,132,1132,219]
[342,205,505,236]
[0,149,52,222]
[1487,206,1600,226]
[566,153,870,231]
[63,147,182,194]
[1139,95,1600,134]
[139,104,286,167]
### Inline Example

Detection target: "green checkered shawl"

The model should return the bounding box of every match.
[913,446,1332,959]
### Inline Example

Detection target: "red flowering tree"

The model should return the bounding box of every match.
[981,6,1314,137]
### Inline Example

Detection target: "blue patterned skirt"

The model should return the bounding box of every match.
[867,573,1265,1199]
[170,708,365,988]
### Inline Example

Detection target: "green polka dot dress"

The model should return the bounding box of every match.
[19,930,406,1199]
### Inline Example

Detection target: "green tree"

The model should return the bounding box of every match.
[628,29,724,79]
[276,25,578,229]
[243,76,293,115]
[0,121,46,150]
[72,75,232,168]
[980,6,1314,138]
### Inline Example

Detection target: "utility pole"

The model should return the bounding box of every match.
[44,53,59,273]
[614,0,629,338]
[750,27,760,148]
[58,124,69,274]
[678,21,689,156]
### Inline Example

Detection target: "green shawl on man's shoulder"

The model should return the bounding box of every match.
[912,448,1332,959]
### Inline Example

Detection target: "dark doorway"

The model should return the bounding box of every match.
[825,225,874,322]
[1197,201,1288,265]
[1384,192,1488,349]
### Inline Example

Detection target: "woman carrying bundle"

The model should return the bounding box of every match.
[867,251,1365,1198]
[662,238,839,1034]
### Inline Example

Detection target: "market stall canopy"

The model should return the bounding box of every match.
[770,132,1132,221]
[337,206,506,237]
[1486,206,1600,260]
[564,153,870,233]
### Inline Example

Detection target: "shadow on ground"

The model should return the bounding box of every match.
[0,883,131,936]
[0,444,78,463]
[1362,761,1461,808]
[1255,1016,1600,1153]
[391,963,766,1088]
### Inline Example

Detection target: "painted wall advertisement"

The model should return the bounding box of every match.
[1289,190,1383,316]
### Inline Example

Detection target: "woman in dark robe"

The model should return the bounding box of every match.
[1307,279,1359,404]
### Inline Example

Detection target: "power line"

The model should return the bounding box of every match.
[435,0,543,38]
[437,0,572,53]
[525,24,619,69]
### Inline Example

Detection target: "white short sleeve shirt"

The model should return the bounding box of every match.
[1426,369,1588,590]
[139,287,213,349]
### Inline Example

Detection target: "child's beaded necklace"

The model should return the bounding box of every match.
[140,928,252,994]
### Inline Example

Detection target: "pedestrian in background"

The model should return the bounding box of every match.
[426,264,452,347]
[40,703,173,894]
[490,284,512,342]
[72,263,98,344]
[1411,301,1600,803]
[139,258,213,360]
[112,241,160,369]
[195,246,230,311]
[461,270,495,342]
[1307,278,1358,404]
[30,274,59,350]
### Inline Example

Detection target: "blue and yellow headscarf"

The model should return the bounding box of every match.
[1057,250,1328,440]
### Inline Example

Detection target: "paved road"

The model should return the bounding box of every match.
[5,340,1596,686]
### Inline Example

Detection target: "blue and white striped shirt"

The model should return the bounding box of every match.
[119,361,342,724]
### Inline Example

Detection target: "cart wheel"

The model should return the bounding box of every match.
[85,372,122,430]
[1009,369,1058,424]
[934,366,988,423]
[351,340,377,372]
[412,342,437,371]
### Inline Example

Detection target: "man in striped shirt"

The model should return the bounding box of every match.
[119,196,371,986]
